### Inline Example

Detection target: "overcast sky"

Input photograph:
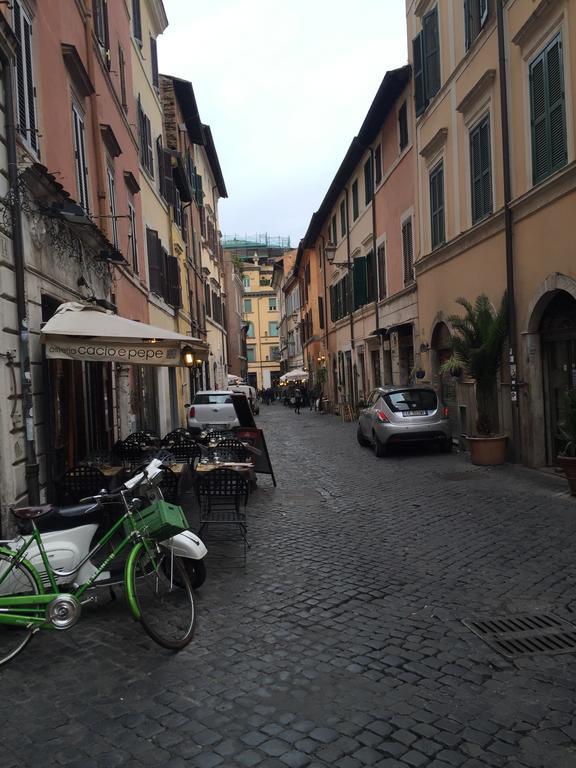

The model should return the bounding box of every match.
[158,1,408,247]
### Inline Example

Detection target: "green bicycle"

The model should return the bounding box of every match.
[0,459,196,665]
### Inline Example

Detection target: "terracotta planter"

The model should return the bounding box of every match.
[467,434,507,466]
[557,455,576,495]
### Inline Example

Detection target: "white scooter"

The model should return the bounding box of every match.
[5,458,208,591]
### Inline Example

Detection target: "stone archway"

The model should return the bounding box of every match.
[522,274,576,466]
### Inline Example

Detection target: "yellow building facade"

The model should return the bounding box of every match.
[242,256,281,390]
[407,0,576,465]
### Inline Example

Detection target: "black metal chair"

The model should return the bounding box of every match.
[209,438,249,463]
[124,430,160,448]
[201,429,234,444]
[161,431,202,466]
[196,468,250,563]
[112,440,150,470]
[159,466,180,504]
[57,465,108,504]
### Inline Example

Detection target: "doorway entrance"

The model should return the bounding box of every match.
[540,292,576,464]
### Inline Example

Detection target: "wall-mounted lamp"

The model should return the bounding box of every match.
[323,243,338,264]
[181,345,195,367]
[317,354,326,364]
[419,342,430,353]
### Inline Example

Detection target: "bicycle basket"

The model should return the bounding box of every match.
[133,500,188,540]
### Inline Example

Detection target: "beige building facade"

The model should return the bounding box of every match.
[407,0,576,465]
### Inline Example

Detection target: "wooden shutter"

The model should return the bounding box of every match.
[364,159,372,205]
[23,14,37,150]
[132,0,142,43]
[366,250,376,303]
[429,163,445,249]
[146,116,153,177]
[413,32,426,116]
[547,37,567,173]
[163,151,174,207]
[353,256,367,310]
[166,256,182,308]
[470,117,492,223]
[530,51,548,182]
[146,228,162,294]
[423,8,440,99]
[403,219,414,286]
[318,296,324,330]
[377,243,387,300]
[150,36,159,89]
[352,180,359,219]
[156,137,165,198]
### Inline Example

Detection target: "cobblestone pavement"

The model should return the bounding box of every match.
[3,405,576,767]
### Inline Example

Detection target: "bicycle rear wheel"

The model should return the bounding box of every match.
[127,542,195,649]
[0,553,42,666]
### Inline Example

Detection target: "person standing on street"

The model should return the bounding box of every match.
[293,386,302,414]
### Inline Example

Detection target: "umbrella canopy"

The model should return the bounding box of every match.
[280,368,309,383]
[41,302,209,366]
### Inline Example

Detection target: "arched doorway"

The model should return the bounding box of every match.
[540,291,576,463]
[431,321,459,440]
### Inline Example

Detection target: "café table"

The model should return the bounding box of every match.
[195,461,256,490]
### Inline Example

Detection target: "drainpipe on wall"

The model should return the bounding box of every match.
[496,0,520,461]
[5,62,39,504]
[344,187,356,405]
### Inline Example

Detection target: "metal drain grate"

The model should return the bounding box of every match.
[462,613,576,658]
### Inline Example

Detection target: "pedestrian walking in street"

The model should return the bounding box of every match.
[293,386,302,414]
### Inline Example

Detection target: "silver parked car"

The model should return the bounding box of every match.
[187,390,240,434]
[357,385,452,456]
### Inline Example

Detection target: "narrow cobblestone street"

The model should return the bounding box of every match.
[4,406,576,768]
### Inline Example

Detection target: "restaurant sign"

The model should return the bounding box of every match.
[45,339,182,366]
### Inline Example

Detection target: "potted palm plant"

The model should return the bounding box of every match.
[557,388,576,495]
[440,293,509,465]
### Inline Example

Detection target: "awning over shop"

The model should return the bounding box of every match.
[40,302,209,366]
[279,368,309,383]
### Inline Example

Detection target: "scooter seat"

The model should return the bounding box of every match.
[14,502,104,534]
[12,504,54,520]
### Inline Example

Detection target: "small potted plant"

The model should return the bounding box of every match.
[557,388,576,495]
[440,293,508,465]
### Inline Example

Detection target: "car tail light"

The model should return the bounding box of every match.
[189,406,196,418]
[376,410,389,423]
[442,407,449,418]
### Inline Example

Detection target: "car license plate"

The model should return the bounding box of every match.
[402,410,427,417]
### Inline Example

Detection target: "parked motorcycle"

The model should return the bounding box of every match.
[5,457,207,592]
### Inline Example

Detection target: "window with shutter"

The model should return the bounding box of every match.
[13,1,38,152]
[353,256,367,310]
[413,32,426,116]
[423,8,440,99]
[399,102,409,150]
[132,0,142,44]
[339,199,347,237]
[318,296,325,330]
[93,0,110,67]
[106,166,118,248]
[118,45,127,112]
[402,219,414,286]
[146,228,162,294]
[364,159,373,205]
[429,162,445,249]
[465,0,490,51]
[352,180,359,220]
[128,200,138,273]
[150,36,159,90]
[166,256,182,308]
[470,115,492,223]
[377,243,387,300]
[530,35,567,184]
[366,250,376,303]
[72,103,89,212]
[204,283,211,317]
[374,146,382,185]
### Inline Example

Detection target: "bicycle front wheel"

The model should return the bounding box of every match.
[126,542,195,650]
[0,552,42,666]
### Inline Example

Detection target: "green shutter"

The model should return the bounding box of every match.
[423,8,440,99]
[430,163,445,249]
[547,38,567,172]
[470,117,492,223]
[413,32,426,115]
[531,35,567,184]
[353,256,367,310]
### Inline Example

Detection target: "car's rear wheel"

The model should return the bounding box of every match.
[357,426,370,447]
[373,431,387,457]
